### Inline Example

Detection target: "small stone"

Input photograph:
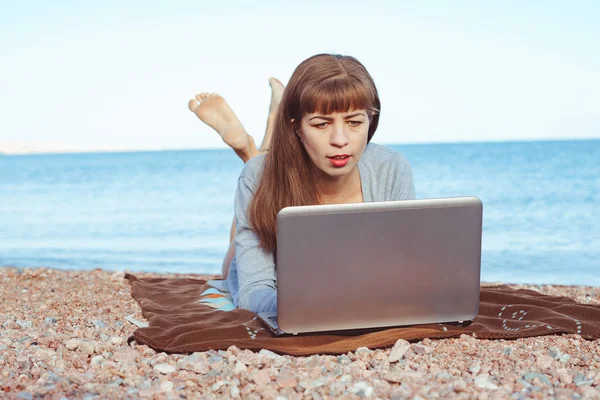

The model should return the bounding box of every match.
[91,320,107,329]
[211,381,226,392]
[234,361,247,374]
[110,271,126,281]
[17,392,33,400]
[349,381,373,397]
[536,355,553,369]
[468,361,481,374]
[44,317,57,324]
[410,343,432,355]
[252,369,271,386]
[110,336,123,346]
[16,320,32,329]
[556,368,573,385]
[258,349,281,359]
[388,339,411,362]
[558,354,571,363]
[208,356,223,364]
[453,379,467,393]
[548,346,562,359]
[337,355,351,365]
[90,355,104,366]
[229,386,240,398]
[502,346,513,355]
[65,339,80,351]
[154,363,175,374]
[436,372,453,382]
[574,374,594,387]
[355,346,372,355]
[77,340,97,355]
[474,373,498,390]
[276,375,297,388]
[523,372,553,387]
[160,381,174,392]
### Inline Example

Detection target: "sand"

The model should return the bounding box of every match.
[1,266,599,399]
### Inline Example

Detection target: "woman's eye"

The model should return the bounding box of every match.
[349,121,362,127]
[315,122,328,128]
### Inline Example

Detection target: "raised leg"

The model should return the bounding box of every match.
[189,79,285,278]
[188,93,259,163]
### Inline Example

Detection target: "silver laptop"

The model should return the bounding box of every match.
[258,196,483,336]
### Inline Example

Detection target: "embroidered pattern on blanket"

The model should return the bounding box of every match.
[196,287,236,312]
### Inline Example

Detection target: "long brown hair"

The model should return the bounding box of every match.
[248,53,381,253]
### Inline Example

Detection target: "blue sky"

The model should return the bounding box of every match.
[1,1,599,154]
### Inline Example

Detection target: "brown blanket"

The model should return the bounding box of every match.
[125,274,600,356]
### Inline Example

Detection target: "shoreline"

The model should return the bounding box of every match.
[1,266,599,398]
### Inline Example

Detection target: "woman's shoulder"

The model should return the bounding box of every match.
[362,142,411,168]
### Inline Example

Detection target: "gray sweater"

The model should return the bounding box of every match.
[223,142,416,313]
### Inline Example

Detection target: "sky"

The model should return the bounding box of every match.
[1,0,599,154]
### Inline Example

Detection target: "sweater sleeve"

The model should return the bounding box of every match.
[233,173,278,314]
[391,153,417,201]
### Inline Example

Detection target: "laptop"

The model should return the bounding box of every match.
[258,196,483,336]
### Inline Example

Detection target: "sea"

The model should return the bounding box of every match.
[1,139,598,286]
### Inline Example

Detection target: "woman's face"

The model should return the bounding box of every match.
[295,109,370,180]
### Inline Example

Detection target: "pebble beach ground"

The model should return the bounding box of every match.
[1,266,599,399]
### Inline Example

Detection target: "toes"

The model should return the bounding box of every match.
[195,93,206,102]
[188,98,198,112]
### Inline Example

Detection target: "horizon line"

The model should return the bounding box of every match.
[1,136,598,156]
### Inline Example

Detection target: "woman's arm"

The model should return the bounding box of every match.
[233,171,278,313]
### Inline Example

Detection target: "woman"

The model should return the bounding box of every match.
[188,53,416,314]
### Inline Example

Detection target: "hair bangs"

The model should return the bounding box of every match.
[299,76,376,117]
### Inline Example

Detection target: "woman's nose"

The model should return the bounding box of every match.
[330,124,349,146]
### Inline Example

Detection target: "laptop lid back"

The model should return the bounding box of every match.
[275,196,483,334]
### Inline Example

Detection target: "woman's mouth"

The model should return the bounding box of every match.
[328,155,350,167]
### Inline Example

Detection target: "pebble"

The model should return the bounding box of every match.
[252,369,271,386]
[474,373,498,390]
[349,381,373,397]
[355,346,372,355]
[259,349,281,359]
[90,355,104,366]
[574,373,594,387]
[523,372,553,387]
[453,379,467,393]
[44,317,57,324]
[548,346,562,359]
[388,339,411,362]
[536,355,553,369]
[337,355,351,365]
[16,320,32,329]
[559,353,571,363]
[91,320,107,329]
[17,392,33,400]
[234,361,247,374]
[276,375,298,388]
[153,363,175,374]
[468,361,481,374]
[411,343,433,355]
[110,336,123,346]
[160,381,174,392]
[502,346,513,355]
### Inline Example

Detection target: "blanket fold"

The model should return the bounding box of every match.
[125,274,600,356]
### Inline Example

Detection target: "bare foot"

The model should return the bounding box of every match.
[260,77,286,152]
[188,93,250,151]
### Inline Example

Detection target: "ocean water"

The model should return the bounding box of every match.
[1,139,598,285]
